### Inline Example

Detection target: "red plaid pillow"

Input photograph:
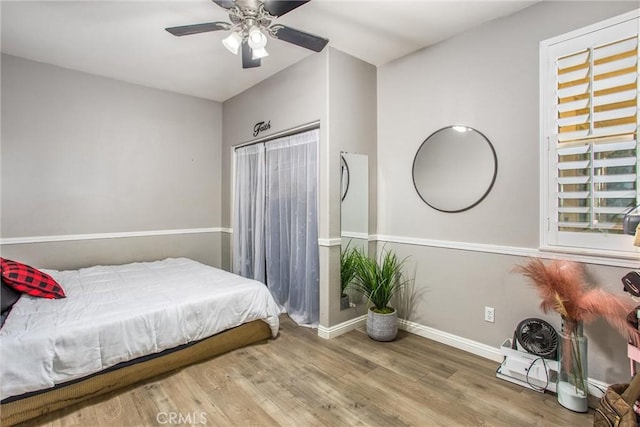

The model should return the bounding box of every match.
[0,258,65,299]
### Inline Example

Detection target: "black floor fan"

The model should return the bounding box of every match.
[496,317,559,392]
[514,318,558,360]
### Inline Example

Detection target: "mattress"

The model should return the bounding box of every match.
[0,257,281,399]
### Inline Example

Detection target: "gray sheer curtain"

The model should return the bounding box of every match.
[232,143,266,283]
[232,128,320,327]
[265,129,320,326]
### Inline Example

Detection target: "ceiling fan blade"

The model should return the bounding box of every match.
[269,24,328,52]
[263,1,310,17]
[242,41,261,69]
[165,22,230,36]
[212,0,235,9]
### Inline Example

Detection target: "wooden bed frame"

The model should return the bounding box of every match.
[1,319,272,426]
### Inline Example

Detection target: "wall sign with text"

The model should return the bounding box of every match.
[253,120,271,137]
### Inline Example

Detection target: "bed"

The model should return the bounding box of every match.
[0,257,281,426]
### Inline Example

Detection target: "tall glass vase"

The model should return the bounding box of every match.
[557,318,588,412]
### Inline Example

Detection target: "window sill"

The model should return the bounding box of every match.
[538,245,640,269]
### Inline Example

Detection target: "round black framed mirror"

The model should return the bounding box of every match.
[412,126,497,213]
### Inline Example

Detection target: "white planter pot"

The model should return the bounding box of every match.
[366,307,398,341]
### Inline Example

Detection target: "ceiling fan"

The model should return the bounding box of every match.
[165,0,329,69]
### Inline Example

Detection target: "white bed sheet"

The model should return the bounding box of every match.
[0,258,280,399]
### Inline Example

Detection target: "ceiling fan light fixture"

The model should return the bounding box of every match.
[222,31,242,54]
[252,47,269,60]
[247,26,267,49]
[166,0,328,69]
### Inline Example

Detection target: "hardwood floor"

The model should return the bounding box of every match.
[20,316,592,426]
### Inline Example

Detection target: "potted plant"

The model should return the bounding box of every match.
[516,258,640,412]
[340,244,360,310]
[351,247,409,341]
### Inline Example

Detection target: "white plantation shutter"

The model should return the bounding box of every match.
[542,11,639,255]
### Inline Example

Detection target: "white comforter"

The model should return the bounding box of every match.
[0,258,280,399]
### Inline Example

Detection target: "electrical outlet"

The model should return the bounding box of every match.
[485,306,495,323]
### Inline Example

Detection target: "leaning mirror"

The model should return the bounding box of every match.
[341,152,368,252]
[412,126,497,213]
[340,152,368,310]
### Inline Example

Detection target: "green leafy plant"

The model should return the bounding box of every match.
[340,243,361,296]
[351,247,409,314]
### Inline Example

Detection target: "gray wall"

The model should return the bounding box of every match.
[377,1,638,384]
[221,48,376,327]
[221,50,330,323]
[221,51,328,231]
[1,54,223,269]
[328,49,377,325]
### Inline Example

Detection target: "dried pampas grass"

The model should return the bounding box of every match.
[515,258,639,344]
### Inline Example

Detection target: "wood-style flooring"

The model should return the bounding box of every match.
[20,315,592,426]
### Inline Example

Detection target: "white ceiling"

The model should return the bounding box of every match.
[1,0,538,102]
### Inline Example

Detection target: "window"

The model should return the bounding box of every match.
[541,10,639,257]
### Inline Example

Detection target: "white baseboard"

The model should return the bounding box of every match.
[317,315,501,363]
[318,315,366,339]
[398,319,504,363]
[588,378,607,399]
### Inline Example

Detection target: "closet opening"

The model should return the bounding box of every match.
[232,123,320,327]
